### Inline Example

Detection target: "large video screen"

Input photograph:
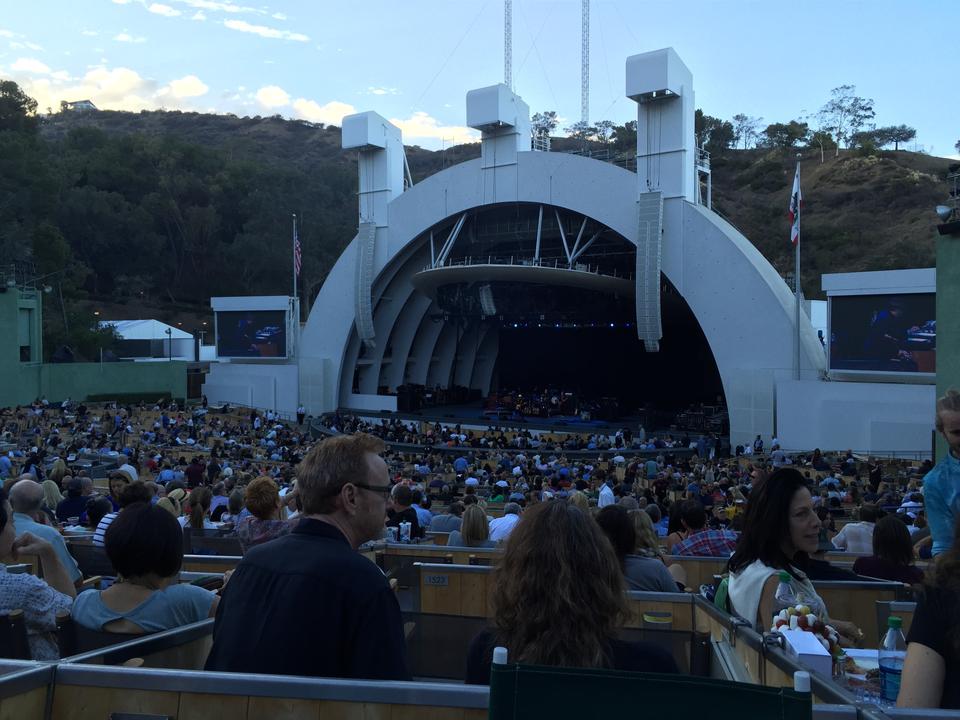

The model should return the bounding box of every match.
[830,293,935,374]
[216,310,287,358]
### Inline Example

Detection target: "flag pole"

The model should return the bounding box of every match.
[292,213,298,305]
[794,153,801,381]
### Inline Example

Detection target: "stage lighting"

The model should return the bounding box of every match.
[478,284,497,317]
[936,205,955,222]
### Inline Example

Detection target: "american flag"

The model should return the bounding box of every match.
[294,221,302,277]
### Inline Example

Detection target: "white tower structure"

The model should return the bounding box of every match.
[504,0,512,89]
[581,0,590,125]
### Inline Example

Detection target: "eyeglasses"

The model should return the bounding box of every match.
[349,482,392,497]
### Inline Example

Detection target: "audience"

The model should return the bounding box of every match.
[465,501,678,683]
[0,488,76,659]
[671,500,738,557]
[488,502,521,542]
[596,505,680,592]
[93,482,153,547]
[9,480,83,586]
[448,505,496,548]
[236,476,294,552]
[428,500,464,533]
[72,503,219,633]
[831,503,882,553]
[852,515,924,584]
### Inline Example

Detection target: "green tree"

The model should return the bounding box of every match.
[875,124,916,151]
[531,111,558,138]
[564,120,592,142]
[592,119,615,145]
[0,80,38,133]
[762,120,809,148]
[611,120,637,151]
[819,85,875,155]
[732,113,763,149]
[695,110,734,154]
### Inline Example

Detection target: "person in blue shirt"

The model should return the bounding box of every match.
[924,390,960,556]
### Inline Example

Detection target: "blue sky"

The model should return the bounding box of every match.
[1,0,957,156]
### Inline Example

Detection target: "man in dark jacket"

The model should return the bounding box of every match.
[205,433,409,680]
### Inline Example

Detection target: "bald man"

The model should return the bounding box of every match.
[9,481,82,585]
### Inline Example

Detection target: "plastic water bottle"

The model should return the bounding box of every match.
[879,616,906,704]
[773,571,797,614]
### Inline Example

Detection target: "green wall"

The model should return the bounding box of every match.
[936,233,960,460]
[0,288,186,406]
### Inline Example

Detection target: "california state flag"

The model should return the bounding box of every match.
[789,164,802,245]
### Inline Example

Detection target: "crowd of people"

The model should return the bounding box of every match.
[0,388,958,710]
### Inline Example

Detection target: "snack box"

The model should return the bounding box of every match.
[780,629,832,678]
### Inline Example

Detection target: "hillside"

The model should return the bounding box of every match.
[16,109,954,357]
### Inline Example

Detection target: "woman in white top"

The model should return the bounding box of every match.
[727,468,862,643]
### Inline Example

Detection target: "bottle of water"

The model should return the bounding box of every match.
[773,571,797,613]
[879,616,906,704]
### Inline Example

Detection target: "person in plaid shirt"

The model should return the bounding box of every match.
[672,499,739,557]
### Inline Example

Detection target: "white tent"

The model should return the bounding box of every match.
[101,320,194,361]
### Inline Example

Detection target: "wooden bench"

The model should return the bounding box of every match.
[181,554,242,574]
[812,579,910,648]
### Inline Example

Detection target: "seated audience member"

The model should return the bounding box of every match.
[727,468,862,643]
[488,502,522,542]
[9,480,82,586]
[923,389,960,557]
[219,490,244,527]
[41,479,63,518]
[0,489,76,659]
[73,503,218,633]
[631,509,687,588]
[205,434,409,680]
[85,497,114,532]
[94,482,153,547]
[852,515,924,584]
[411,490,433,530]
[180,486,216,530]
[56,478,89,524]
[898,516,960,709]
[236,476,294,552]
[671,500,738,557]
[596,506,679,593]
[385,484,422,539]
[156,488,185,519]
[448,505,497,548]
[210,482,229,521]
[465,501,678,684]
[428,501,464,533]
[831,503,881,553]
[106,466,137,511]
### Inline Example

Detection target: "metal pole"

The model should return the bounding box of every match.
[292,213,298,305]
[794,154,802,381]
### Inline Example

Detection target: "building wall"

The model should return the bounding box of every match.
[776,379,935,457]
[202,362,299,412]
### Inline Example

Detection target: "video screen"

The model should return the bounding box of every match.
[830,293,935,374]
[216,310,287,358]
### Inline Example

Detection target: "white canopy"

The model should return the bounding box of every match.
[101,319,193,341]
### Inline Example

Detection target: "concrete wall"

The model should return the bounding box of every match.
[776,379,935,457]
[936,234,960,459]
[202,363,299,413]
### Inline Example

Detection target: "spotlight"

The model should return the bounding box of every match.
[936,205,955,222]
[609,323,615,328]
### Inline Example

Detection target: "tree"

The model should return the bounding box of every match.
[592,120,615,145]
[0,80,38,133]
[818,85,875,156]
[875,124,916,151]
[956,139,960,155]
[611,120,637,151]
[762,120,810,149]
[564,120,592,143]
[531,111,558,139]
[695,110,734,154]
[732,114,763,149]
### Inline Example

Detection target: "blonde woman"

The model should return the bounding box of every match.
[568,491,590,513]
[631,510,687,588]
[448,505,496,548]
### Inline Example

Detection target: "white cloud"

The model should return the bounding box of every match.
[81,30,99,37]
[50,70,72,81]
[0,29,16,39]
[191,11,206,20]
[112,0,132,4]
[292,98,356,126]
[272,12,286,20]
[389,111,479,146]
[23,41,43,51]
[223,19,308,42]
[255,85,290,108]
[114,32,146,43]
[173,0,263,14]
[148,3,182,17]
[367,86,399,96]
[164,74,208,98]
[11,57,51,74]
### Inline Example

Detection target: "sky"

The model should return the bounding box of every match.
[1,0,957,156]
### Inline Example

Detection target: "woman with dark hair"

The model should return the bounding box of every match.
[898,515,960,708]
[464,501,678,684]
[0,488,75,659]
[596,505,680,593]
[852,515,924,584]
[727,468,861,642]
[72,502,219,633]
[180,486,216,530]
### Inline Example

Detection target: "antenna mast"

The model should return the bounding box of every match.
[504,0,512,88]
[581,0,590,124]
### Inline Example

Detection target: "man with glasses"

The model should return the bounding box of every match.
[205,433,409,679]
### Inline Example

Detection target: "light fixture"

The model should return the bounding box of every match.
[936,205,954,222]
